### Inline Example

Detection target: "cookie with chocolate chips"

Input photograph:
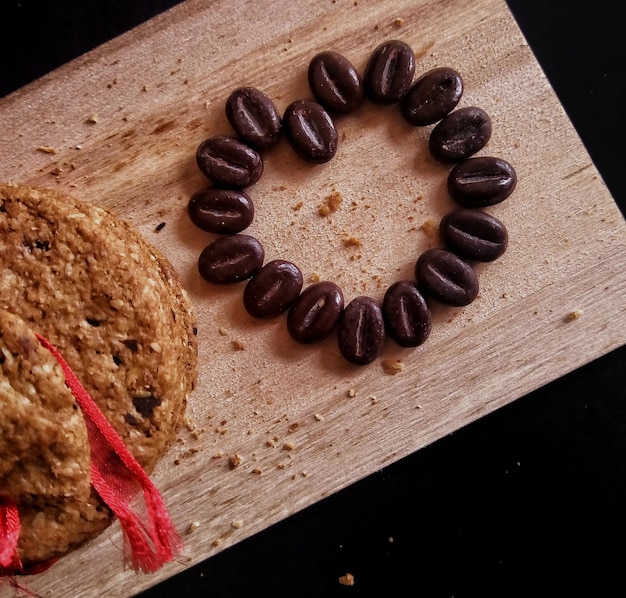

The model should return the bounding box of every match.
[0,182,198,565]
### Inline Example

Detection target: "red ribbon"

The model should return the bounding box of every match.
[1,335,182,577]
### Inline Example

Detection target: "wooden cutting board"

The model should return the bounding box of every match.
[2,0,626,595]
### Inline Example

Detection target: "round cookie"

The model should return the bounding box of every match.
[0,182,198,565]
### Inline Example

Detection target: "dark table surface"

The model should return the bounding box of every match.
[1,1,624,597]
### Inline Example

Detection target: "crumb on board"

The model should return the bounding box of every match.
[251,467,262,475]
[343,236,363,248]
[314,413,324,422]
[339,573,355,586]
[218,327,229,336]
[347,388,357,398]
[420,219,439,240]
[564,309,583,322]
[36,146,57,155]
[318,190,343,216]
[393,17,405,26]
[283,441,296,451]
[186,521,201,535]
[229,454,242,469]
[154,222,166,232]
[231,520,243,529]
[231,339,246,351]
[310,272,321,283]
[382,358,404,375]
[85,114,98,124]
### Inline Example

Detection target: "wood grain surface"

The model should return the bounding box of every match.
[1,0,626,596]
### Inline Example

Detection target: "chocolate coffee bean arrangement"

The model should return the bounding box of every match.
[189,40,517,366]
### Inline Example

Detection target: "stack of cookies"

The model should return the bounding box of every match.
[0,183,198,567]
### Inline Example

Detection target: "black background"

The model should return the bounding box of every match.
[1,1,625,597]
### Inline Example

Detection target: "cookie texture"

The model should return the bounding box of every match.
[0,309,91,500]
[0,182,198,564]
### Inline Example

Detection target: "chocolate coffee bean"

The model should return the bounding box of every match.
[196,135,263,188]
[308,51,363,114]
[198,234,264,284]
[448,156,517,207]
[382,281,432,347]
[363,40,415,104]
[429,107,492,163]
[225,87,282,150]
[287,281,344,344]
[337,296,385,365]
[188,187,254,234]
[440,209,508,262]
[401,67,463,126]
[415,248,478,306]
[283,100,338,163]
[243,260,304,318]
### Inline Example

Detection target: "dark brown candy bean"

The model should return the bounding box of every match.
[188,187,254,234]
[401,67,463,126]
[283,100,338,164]
[448,156,517,207]
[225,87,282,150]
[440,209,508,262]
[337,296,385,365]
[287,281,344,344]
[307,51,363,114]
[382,281,432,348]
[196,135,263,188]
[428,107,492,163]
[243,260,303,319]
[363,40,415,104]
[198,234,264,285]
[415,248,478,307]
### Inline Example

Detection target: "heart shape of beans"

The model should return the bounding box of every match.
[188,40,517,366]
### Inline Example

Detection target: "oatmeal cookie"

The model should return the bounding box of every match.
[0,182,198,564]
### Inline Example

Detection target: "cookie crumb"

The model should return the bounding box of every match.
[347,388,357,398]
[339,573,355,586]
[251,467,263,475]
[231,339,246,351]
[318,190,343,216]
[314,413,324,422]
[283,441,296,451]
[85,114,99,124]
[229,453,242,469]
[420,219,439,241]
[231,520,243,529]
[343,236,363,248]
[310,272,321,283]
[393,17,405,26]
[218,327,229,336]
[564,309,583,322]
[36,146,57,155]
[382,358,404,375]
[186,521,201,535]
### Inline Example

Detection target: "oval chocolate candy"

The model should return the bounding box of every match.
[401,67,463,126]
[429,106,492,163]
[225,87,282,150]
[363,40,415,104]
[198,234,264,284]
[283,100,338,163]
[188,187,254,234]
[196,135,263,188]
[415,248,478,306]
[337,296,385,365]
[440,209,508,262]
[382,280,432,347]
[448,156,517,207]
[287,281,344,344]
[243,260,303,318]
[308,51,363,114]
